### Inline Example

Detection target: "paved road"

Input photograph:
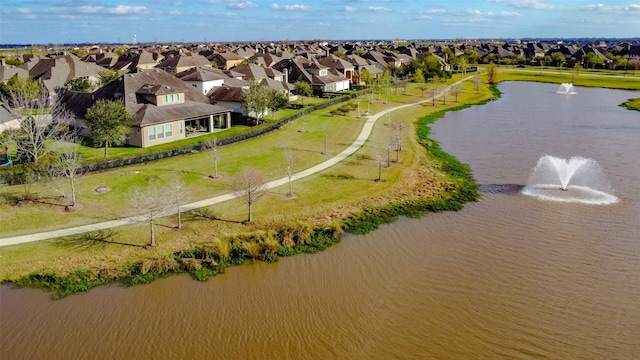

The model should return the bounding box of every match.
[0,79,469,247]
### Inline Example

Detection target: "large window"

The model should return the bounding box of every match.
[162,93,180,104]
[179,122,183,135]
[148,127,156,141]
[165,124,172,137]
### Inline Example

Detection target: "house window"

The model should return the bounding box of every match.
[156,125,165,139]
[148,127,156,140]
[179,122,183,135]
[165,124,172,137]
[162,93,180,104]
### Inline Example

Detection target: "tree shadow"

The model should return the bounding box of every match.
[184,208,244,224]
[55,229,146,250]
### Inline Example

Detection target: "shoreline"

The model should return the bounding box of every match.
[4,74,633,298]
[2,79,490,297]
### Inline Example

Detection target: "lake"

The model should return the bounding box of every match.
[1,82,639,359]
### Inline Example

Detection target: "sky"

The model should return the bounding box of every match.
[1,0,639,45]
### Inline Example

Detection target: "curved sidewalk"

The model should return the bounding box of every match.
[0,78,469,247]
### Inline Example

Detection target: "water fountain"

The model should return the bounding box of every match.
[521,155,618,204]
[556,83,577,95]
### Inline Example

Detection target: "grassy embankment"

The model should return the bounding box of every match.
[495,66,640,90]
[1,75,496,297]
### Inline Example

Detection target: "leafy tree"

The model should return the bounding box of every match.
[550,52,566,67]
[84,99,135,157]
[486,61,498,85]
[333,51,346,58]
[412,68,425,84]
[97,70,120,87]
[232,168,267,223]
[293,81,312,106]
[64,77,92,92]
[267,89,288,120]
[359,68,373,86]
[242,79,270,125]
[583,52,604,69]
[458,57,469,74]
[3,57,23,66]
[1,76,40,101]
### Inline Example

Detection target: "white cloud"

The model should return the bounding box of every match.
[108,5,147,15]
[271,3,279,10]
[582,3,640,12]
[227,1,257,9]
[367,6,391,12]
[284,4,312,10]
[345,6,356,12]
[169,10,182,15]
[17,8,32,14]
[488,0,555,10]
[77,6,103,13]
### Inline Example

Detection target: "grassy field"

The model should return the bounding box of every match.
[0,75,494,282]
[494,66,640,90]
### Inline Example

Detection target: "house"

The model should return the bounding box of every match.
[176,66,232,95]
[0,101,21,133]
[272,57,350,95]
[61,69,232,148]
[155,53,210,74]
[210,52,245,70]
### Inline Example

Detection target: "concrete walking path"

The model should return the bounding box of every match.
[0,78,470,247]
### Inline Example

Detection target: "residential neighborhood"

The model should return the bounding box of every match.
[1,39,639,150]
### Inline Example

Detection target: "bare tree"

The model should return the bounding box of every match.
[232,168,267,223]
[374,152,385,182]
[451,84,463,102]
[129,183,171,247]
[49,137,86,207]
[170,176,186,229]
[474,72,481,93]
[284,148,294,197]
[205,137,220,178]
[392,120,405,162]
[321,126,329,155]
[3,84,73,165]
[431,77,439,106]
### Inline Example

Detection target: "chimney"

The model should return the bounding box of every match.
[284,68,289,83]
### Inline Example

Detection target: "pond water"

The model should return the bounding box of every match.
[2,82,639,359]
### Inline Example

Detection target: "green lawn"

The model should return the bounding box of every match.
[0,78,495,280]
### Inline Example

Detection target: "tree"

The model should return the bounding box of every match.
[486,61,498,85]
[64,77,92,92]
[242,79,270,125]
[431,76,439,106]
[284,148,294,197]
[267,89,288,120]
[451,84,463,102]
[232,168,267,223]
[374,152,385,181]
[129,183,170,247]
[550,52,566,67]
[97,70,120,87]
[170,176,186,229]
[583,52,604,69]
[412,68,425,84]
[360,68,373,86]
[49,138,86,207]
[294,81,312,106]
[474,72,481,93]
[1,76,40,101]
[84,99,135,157]
[2,79,74,165]
[392,120,405,162]
[458,57,469,74]
[205,137,220,178]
